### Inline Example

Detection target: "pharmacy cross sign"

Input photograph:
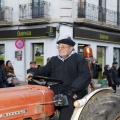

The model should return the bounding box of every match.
[15,38,24,49]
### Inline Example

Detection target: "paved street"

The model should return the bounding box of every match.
[116,86,120,94]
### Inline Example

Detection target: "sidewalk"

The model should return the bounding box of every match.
[116,86,120,94]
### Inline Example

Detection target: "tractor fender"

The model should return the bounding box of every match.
[71,87,114,120]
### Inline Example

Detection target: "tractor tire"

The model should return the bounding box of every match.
[79,93,120,120]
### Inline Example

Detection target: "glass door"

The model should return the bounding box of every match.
[78,44,89,56]
[0,44,5,60]
[97,46,106,79]
[33,43,44,66]
[113,48,120,67]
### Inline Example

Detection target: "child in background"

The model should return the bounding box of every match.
[99,75,108,88]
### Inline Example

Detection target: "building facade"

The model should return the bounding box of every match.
[0,0,120,81]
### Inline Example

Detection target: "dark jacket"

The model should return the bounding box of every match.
[110,66,118,85]
[0,67,6,88]
[91,63,102,79]
[27,68,38,85]
[29,53,91,99]
[103,70,114,86]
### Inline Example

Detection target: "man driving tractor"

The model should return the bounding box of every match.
[26,38,91,120]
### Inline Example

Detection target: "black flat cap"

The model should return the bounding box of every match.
[57,38,76,46]
[112,61,118,65]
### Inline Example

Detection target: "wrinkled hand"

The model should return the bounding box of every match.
[26,73,33,81]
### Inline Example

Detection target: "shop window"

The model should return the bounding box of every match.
[78,44,88,56]
[97,46,106,79]
[113,48,119,65]
[33,43,44,66]
[0,44,5,60]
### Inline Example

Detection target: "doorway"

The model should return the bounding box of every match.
[33,43,44,66]
[0,44,5,60]
[97,46,106,79]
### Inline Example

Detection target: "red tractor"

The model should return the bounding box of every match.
[0,46,120,120]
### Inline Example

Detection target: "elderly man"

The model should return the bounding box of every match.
[26,38,91,120]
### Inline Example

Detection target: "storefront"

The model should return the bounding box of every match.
[0,26,56,81]
[73,27,120,71]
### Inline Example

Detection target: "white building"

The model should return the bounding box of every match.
[0,0,120,81]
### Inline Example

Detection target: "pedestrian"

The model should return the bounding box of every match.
[27,61,38,85]
[103,65,115,88]
[110,61,118,92]
[99,75,108,88]
[91,59,102,79]
[26,37,91,120]
[0,60,6,88]
[6,60,15,87]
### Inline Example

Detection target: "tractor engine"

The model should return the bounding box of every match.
[0,85,54,120]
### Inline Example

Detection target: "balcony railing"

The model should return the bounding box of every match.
[19,1,50,21]
[0,6,13,22]
[77,2,119,26]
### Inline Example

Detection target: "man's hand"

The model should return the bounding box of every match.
[73,94,77,99]
[26,73,33,81]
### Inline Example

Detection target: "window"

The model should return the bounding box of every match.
[0,0,5,21]
[97,46,106,79]
[78,0,86,18]
[0,44,5,60]
[113,48,120,66]
[33,43,44,66]
[0,0,4,11]
[98,0,106,22]
[117,0,120,25]
[78,44,88,56]
[32,0,44,18]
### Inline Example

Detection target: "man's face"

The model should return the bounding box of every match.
[113,64,118,68]
[57,43,73,59]
[30,63,36,68]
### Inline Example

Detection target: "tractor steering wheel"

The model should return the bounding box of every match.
[31,76,63,87]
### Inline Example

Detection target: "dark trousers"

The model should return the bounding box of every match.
[7,83,15,87]
[58,95,75,120]
[112,85,116,92]
[58,93,87,120]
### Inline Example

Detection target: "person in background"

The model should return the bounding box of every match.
[26,37,91,120]
[103,64,115,88]
[99,75,108,88]
[6,60,15,87]
[91,59,102,80]
[0,60,6,88]
[27,61,38,85]
[110,62,118,92]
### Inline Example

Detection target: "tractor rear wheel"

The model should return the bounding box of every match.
[79,93,120,120]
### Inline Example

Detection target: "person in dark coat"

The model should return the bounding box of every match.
[26,38,91,120]
[91,59,102,79]
[103,64,115,88]
[0,60,6,88]
[27,61,38,85]
[110,62,118,92]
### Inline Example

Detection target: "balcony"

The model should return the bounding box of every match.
[19,1,51,24]
[0,7,13,26]
[75,2,120,31]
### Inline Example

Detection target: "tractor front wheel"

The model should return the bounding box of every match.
[80,93,120,120]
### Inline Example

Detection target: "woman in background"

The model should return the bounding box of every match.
[6,60,15,87]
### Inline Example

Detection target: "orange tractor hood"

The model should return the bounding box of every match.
[0,85,55,120]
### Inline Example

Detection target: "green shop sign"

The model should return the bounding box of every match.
[0,27,56,39]
[73,28,120,43]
